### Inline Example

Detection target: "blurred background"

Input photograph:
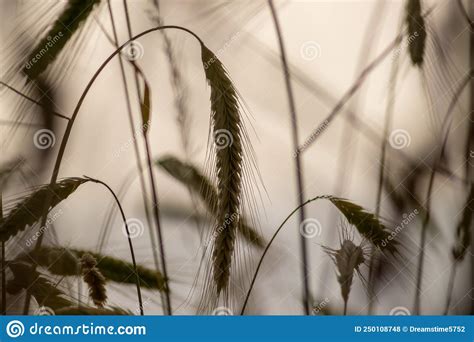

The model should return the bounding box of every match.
[0,0,472,315]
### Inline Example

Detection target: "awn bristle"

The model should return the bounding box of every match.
[329,197,397,254]
[201,45,244,294]
[323,229,367,312]
[80,253,107,308]
[334,240,365,304]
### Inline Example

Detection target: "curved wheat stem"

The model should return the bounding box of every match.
[241,195,387,314]
[85,176,144,315]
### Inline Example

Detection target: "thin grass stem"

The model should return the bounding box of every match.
[241,195,329,315]
[298,6,436,153]
[85,176,144,315]
[0,81,69,120]
[105,0,163,313]
[369,22,402,314]
[413,74,470,314]
[268,0,311,315]
[22,24,204,314]
[443,261,457,315]
[1,189,5,315]
[122,0,172,315]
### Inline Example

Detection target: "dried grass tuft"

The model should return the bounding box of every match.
[80,253,107,308]
[323,223,369,314]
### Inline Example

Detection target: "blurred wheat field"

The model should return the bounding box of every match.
[0,0,472,316]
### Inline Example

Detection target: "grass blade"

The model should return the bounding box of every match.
[157,155,264,248]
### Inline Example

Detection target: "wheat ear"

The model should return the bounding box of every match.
[23,0,101,79]
[80,253,107,308]
[201,45,243,295]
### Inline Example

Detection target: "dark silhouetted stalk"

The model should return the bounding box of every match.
[268,0,311,315]
[85,177,144,315]
[1,189,5,315]
[413,74,470,314]
[105,0,162,312]
[369,22,402,314]
[22,24,204,314]
[122,0,172,315]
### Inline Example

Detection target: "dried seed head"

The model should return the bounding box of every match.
[80,253,107,308]
[334,240,366,303]
[323,222,369,308]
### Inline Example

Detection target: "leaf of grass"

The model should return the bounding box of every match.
[157,155,264,248]
[17,246,168,292]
